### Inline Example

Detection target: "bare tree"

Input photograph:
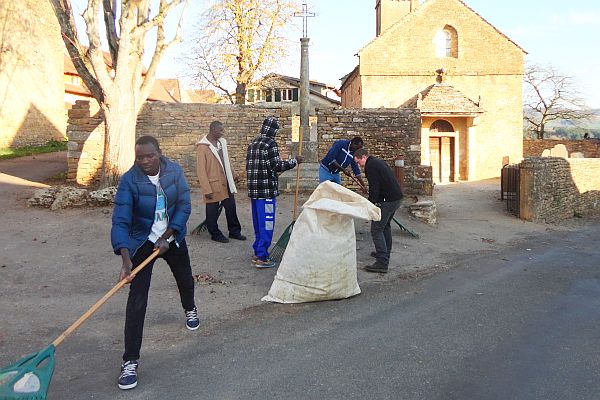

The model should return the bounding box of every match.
[188,0,297,104]
[523,63,594,139]
[50,0,187,185]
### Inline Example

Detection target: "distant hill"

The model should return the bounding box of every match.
[537,109,600,139]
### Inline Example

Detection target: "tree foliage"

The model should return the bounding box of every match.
[189,0,298,104]
[523,63,594,139]
[50,0,187,185]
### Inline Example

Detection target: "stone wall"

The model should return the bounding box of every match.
[523,139,600,158]
[66,100,104,184]
[317,108,432,195]
[138,103,293,187]
[0,0,65,148]
[67,101,293,186]
[519,157,600,223]
[68,102,432,195]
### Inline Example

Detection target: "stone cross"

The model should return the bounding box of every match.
[294,3,316,38]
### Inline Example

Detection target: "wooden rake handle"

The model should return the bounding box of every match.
[292,126,304,221]
[350,175,369,195]
[52,248,160,347]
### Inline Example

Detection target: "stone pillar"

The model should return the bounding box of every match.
[280,37,320,192]
[66,100,105,186]
[299,37,317,163]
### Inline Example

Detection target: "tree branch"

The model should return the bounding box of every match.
[102,0,119,65]
[82,0,114,98]
[139,0,188,103]
[50,0,105,103]
[132,0,184,37]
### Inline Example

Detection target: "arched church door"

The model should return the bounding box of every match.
[429,119,455,183]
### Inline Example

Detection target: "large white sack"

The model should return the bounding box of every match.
[262,181,381,303]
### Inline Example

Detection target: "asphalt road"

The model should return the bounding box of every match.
[42,221,600,399]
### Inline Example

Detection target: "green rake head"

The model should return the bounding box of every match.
[190,220,208,235]
[0,345,55,400]
[269,221,295,262]
[191,205,223,235]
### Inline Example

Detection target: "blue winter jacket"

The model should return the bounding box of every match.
[111,156,191,257]
[320,139,362,177]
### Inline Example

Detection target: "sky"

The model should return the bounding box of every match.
[74,0,600,108]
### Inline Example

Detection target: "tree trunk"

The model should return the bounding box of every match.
[537,123,545,140]
[101,97,138,187]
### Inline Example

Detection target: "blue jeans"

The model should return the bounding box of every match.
[251,198,276,261]
[319,165,341,184]
[371,200,401,267]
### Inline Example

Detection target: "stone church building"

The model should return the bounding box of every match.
[340,0,526,182]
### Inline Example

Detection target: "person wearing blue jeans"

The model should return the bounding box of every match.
[111,136,199,390]
[354,147,403,273]
[319,136,366,188]
[246,117,302,268]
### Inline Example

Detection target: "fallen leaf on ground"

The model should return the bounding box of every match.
[193,274,227,285]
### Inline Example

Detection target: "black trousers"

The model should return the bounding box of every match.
[206,192,242,238]
[371,199,401,267]
[123,239,195,361]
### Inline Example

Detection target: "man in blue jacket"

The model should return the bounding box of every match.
[319,136,366,188]
[111,135,198,390]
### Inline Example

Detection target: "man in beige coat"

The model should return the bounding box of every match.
[196,121,246,243]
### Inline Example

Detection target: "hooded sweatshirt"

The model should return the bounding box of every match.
[246,117,297,199]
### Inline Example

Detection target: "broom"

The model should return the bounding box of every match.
[269,127,304,262]
[0,249,160,399]
[191,204,223,235]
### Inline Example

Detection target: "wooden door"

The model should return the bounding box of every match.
[429,137,441,183]
[429,136,455,183]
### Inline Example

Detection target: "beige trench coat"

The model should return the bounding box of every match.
[196,136,237,203]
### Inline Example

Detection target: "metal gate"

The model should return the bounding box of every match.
[501,164,520,216]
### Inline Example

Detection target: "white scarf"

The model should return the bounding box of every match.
[197,135,237,194]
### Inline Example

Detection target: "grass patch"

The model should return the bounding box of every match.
[0,140,68,161]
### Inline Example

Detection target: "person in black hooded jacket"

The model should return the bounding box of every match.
[354,148,403,273]
[246,117,303,267]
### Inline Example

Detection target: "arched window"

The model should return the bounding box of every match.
[434,25,458,58]
[430,119,454,133]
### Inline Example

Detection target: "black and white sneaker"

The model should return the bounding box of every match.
[118,360,138,390]
[185,307,200,330]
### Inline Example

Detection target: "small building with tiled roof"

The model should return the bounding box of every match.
[246,73,340,114]
[246,73,341,142]
[340,0,526,182]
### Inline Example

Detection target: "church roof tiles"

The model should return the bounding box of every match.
[401,83,483,115]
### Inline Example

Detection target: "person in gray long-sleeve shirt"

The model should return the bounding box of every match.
[354,148,403,273]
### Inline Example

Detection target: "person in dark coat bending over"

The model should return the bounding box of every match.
[354,148,403,273]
